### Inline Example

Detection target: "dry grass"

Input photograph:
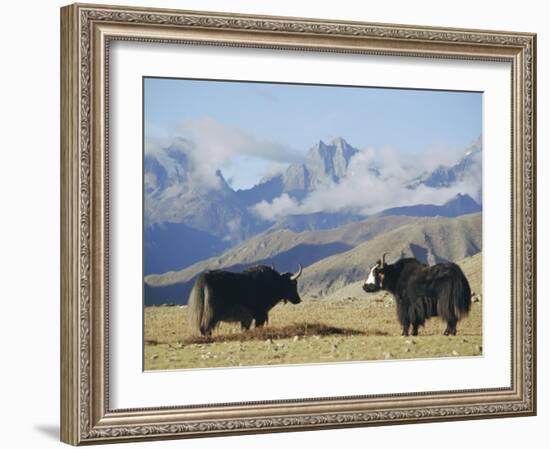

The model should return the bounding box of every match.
[144,294,482,370]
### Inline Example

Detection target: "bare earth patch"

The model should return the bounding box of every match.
[144,295,482,371]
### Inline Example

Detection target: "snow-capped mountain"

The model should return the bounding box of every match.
[143,135,482,274]
[306,137,359,186]
[407,138,482,202]
[236,137,362,203]
[283,137,359,196]
[144,137,268,274]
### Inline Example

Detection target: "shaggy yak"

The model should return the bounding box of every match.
[363,254,471,336]
[188,265,302,336]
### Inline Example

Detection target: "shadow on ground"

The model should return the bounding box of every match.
[150,322,391,344]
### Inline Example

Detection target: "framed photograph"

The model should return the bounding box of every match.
[60,3,536,445]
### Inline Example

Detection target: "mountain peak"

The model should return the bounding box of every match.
[447,192,468,201]
[215,169,232,191]
[332,136,356,155]
[331,136,348,146]
[312,139,326,148]
[444,193,479,207]
[410,139,482,192]
[305,137,359,185]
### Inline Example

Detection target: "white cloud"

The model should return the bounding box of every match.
[406,142,466,174]
[147,123,481,221]
[145,118,302,189]
[252,194,301,221]
[177,118,300,188]
[251,145,481,221]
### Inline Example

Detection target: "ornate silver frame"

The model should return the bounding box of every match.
[60,3,536,445]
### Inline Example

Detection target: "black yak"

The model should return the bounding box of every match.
[188,265,302,336]
[363,254,471,336]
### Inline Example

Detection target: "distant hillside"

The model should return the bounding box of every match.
[144,213,480,305]
[144,222,229,275]
[377,193,481,218]
[457,251,482,296]
[146,215,416,285]
[143,215,419,305]
[298,213,481,298]
[267,211,365,233]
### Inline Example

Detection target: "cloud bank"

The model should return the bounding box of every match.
[146,118,301,188]
[252,146,481,221]
[178,118,300,187]
[145,119,481,221]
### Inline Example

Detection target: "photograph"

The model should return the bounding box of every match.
[142,78,484,370]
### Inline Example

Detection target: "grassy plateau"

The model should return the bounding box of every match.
[144,292,482,371]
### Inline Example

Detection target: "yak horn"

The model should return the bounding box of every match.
[271,262,276,271]
[381,253,388,266]
[291,264,303,280]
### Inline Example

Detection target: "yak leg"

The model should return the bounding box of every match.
[238,308,253,332]
[444,320,457,336]
[411,315,423,336]
[200,316,215,336]
[401,320,410,337]
[240,316,252,332]
[255,311,269,328]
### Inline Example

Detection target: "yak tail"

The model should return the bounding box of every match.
[453,270,472,320]
[437,267,472,322]
[188,274,215,335]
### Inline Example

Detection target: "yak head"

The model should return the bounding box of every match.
[279,265,303,304]
[363,253,387,293]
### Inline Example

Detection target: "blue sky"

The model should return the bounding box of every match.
[144,77,482,189]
